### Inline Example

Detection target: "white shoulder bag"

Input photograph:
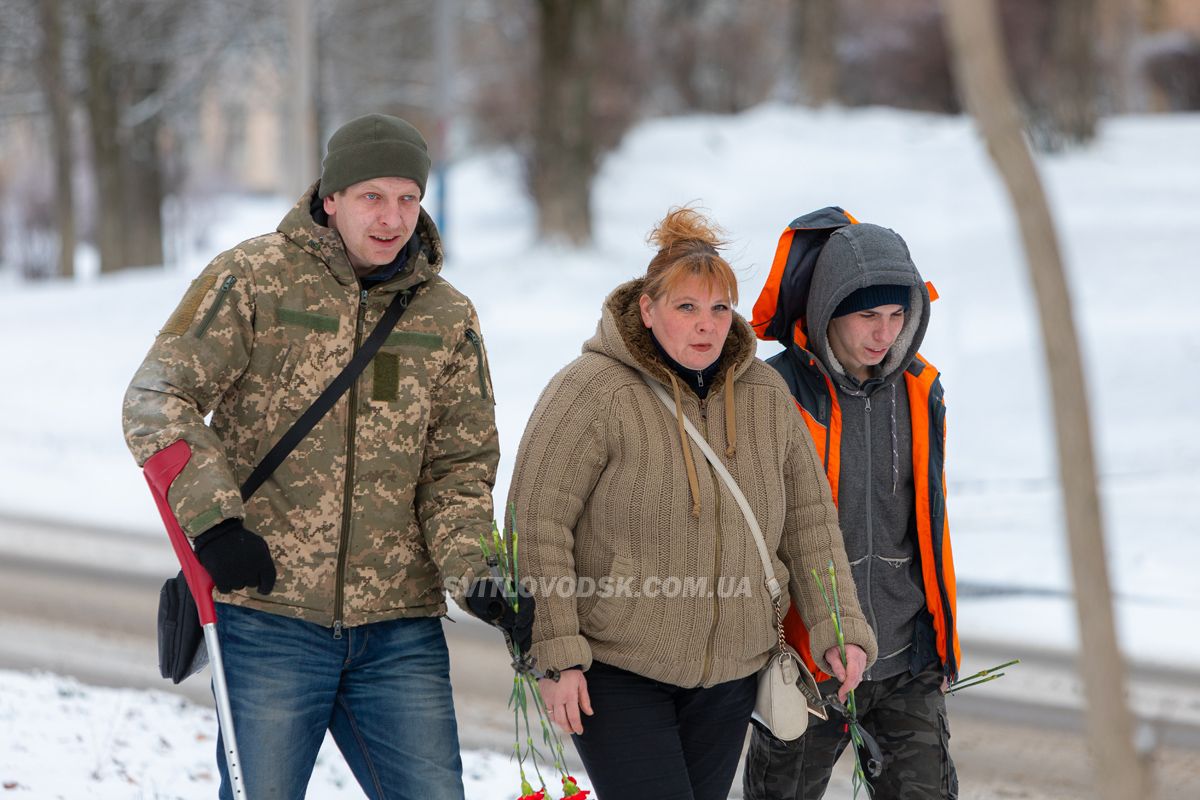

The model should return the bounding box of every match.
[643,376,825,741]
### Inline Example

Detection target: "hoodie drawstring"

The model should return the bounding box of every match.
[724,365,737,458]
[668,372,703,518]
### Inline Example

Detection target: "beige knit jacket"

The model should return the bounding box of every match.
[507,279,877,688]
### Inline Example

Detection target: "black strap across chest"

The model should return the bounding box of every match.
[240,287,415,501]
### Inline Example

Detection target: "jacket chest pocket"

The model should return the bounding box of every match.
[271,307,343,415]
[254,337,338,463]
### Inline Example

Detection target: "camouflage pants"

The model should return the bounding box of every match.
[743,666,958,800]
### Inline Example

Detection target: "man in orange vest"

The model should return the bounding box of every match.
[744,214,960,799]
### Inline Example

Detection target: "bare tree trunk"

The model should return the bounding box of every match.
[288,0,320,200]
[83,0,125,274]
[36,0,76,279]
[659,0,703,110]
[1047,0,1100,146]
[940,2,1152,799]
[532,0,601,245]
[122,108,165,269]
[794,0,838,106]
[1098,0,1145,112]
[433,0,459,240]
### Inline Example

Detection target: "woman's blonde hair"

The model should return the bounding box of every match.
[642,206,738,305]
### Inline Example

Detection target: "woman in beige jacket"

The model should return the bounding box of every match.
[508,207,876,799]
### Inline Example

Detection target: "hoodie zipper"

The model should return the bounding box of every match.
[195,275,236,338]
[333,288,369,639]
[863,393,878,677]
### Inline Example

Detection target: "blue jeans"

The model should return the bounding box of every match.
[212,602,465,800]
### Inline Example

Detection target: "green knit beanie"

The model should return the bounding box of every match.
[318,113,431,199]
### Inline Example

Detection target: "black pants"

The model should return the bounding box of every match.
[742,666,957,800]
[571,661,757,800]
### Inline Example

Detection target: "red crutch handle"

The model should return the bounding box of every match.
[144,440,217,626]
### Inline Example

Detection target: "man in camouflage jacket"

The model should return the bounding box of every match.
[123,114,515,800]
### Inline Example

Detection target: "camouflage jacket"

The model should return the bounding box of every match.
[123,183,499,628]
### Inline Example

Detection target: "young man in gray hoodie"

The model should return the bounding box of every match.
[743,217,960,799]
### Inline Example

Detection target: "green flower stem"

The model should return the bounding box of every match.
[512,525,520,597]
[949,659,1019,687]
[947,659,1020,695]
[813,562,873,799]
[487,516,583,798]
[515,673,549,791]
[948,674,1005,694]
[528,673,572,775]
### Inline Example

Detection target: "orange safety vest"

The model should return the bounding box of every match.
[770,336,960,682]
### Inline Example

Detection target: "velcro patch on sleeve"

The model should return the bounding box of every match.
[160,274,218,337]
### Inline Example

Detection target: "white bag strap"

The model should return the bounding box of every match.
[643,376,782,603]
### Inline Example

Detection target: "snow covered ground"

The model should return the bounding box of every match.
[0,669,586,798]
[1,104,1198,794]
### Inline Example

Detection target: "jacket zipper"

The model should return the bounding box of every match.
[195,275,236,338]
[464,329,489,400]
[805,352,835,474]
[818,393,833,474]
[333,288,369,639]
[698,399,722,686]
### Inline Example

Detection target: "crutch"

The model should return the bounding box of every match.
[144,439,246,797]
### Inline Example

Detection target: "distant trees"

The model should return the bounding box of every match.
[1,0,59,278]
[468,0,638,245]
[794,0,840,107]
[1,0,269,277]
[643,0,787,114]
[529,0,604,245]
[1,0,1195,273]
[999,0,1101,150]
[81,0,129,274]
[78,0,263,273]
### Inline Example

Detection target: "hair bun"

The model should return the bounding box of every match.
[648,206,727,254]
[642,205,739,305]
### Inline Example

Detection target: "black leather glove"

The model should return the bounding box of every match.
[465,577,535,654]
[193,519,277,595]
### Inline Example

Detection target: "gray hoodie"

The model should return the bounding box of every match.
[805,223,933,681]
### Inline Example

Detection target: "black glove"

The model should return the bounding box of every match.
[193,519,277,595]
[465,577,535,655]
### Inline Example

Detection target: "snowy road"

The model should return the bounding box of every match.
[3,512,1199,798]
